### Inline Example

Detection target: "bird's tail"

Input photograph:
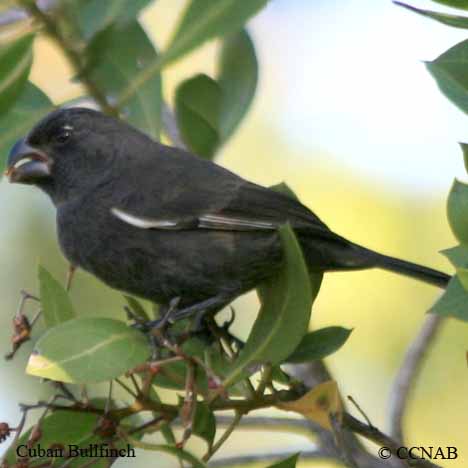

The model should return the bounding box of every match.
[366,249,450,288]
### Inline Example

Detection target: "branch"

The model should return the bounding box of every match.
[344,412,442,468]
[209,449,332,467]
[216,415,312,437]
[0,0,54,27]
[116,57,163,109]
[162,102,186,149]
[203,411,243,462]
[19,0,117,116]
[388,313,444,442]
[217,413,442,468]
[285,361,405,468]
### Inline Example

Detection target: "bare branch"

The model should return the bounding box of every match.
[286,361,405,468]
[19,0,117,116]
[162,102,186,149]
[209,449,332,467]
[344,412,442,468]
[388,314,444,442]
[0,0,54,27]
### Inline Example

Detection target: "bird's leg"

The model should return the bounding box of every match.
[143,295,231,331]
[131,297,180,332]
[158,297,181,328]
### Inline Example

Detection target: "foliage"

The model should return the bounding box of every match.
[1,1,463,466]
[397,0,468,321]
[0,2,353,466]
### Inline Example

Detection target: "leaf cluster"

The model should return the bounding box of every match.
[0,2,353,466]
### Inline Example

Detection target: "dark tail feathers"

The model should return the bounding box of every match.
[370,251,450,288]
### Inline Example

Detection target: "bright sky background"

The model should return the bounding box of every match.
[254,0,468,193]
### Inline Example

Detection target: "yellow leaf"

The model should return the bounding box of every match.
[277,380,342,430]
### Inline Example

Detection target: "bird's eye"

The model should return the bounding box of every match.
[54,130,71,144]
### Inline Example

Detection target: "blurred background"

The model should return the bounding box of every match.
[1,0,467,466]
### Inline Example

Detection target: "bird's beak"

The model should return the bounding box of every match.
[4,138,51,184]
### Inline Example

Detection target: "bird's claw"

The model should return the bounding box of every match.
[131,297,181,332]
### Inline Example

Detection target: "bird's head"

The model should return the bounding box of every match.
[5,107,132,203]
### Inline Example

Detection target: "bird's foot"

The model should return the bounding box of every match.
[132,297,181,332]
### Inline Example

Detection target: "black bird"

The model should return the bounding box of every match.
[5,108,449,325]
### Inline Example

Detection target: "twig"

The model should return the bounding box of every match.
[105,381,113,414]
[129,374,141,396]
[347,395,373,428]
[65,264,76,292]
[285,361,402,468]
[52,382,77,402]
[19,402,104,416]
[0,0,54,27]
[114,378,138,399]
[330,412,358,468]
[388,313,444,442]
[162,102,186,149]
[128,416,166,436]
[203,411,243,462]
[2,410,27,464]
[343,412,442,468]
[19,0,117,116]
[209,449,333,467]
[216,415,311,437]
[116,57,164,108]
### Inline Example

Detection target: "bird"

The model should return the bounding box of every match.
[5,107,450,326]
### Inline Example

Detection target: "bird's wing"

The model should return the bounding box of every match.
[111,144,343,242]
[112,185,344,243]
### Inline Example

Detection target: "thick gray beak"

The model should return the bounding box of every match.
[4,138,51,184]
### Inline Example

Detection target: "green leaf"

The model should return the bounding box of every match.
[0,34,34,114]
[87,21,162,140]
[426,40,468,114]
[269,182,299,200]
[459,143,468,174]
[116,0,268,109]
[456,267,468,289]
[286,327,352,363]
[431,0,468,10]
[441,244,468,267]
[163,0,269,67]
[395,2,468,28]
[26,317,150,383]
[5,404,137,467]
[222,224,318,388]
[218,29,258,140]
[38,265,76,328]
[0,82,54,174]
[269,182,324,298]
[192,401,216,448]
[266,453,300,468]
[78,0,152,39]
[5,410,99,465]
[429,275,468,320]
[447,179,468,244]
[175,74,222,158]
[124,295,150,322]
